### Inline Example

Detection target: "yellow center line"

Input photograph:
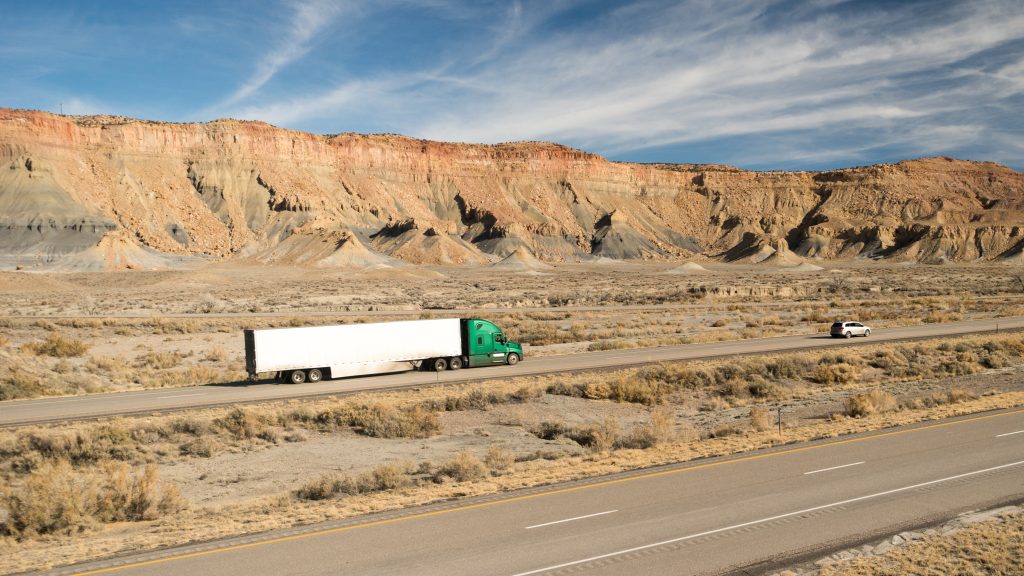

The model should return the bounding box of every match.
[71,406,1024,575]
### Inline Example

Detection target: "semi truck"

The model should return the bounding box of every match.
[244,318,523,384]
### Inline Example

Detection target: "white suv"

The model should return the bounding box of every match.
[830,321,870,338]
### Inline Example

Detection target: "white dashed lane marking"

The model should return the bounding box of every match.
[804,461,865,475]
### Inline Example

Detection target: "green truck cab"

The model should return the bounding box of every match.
[462,318,523,367]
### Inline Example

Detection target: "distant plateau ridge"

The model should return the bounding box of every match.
[2,108,1023,271]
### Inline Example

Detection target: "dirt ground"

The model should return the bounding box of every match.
[2,261,1024,573]
[160,364,1024,510]
[2,261,1023,399]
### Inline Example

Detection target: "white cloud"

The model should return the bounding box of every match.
[992,57,1024,92]
[61,97,107,116]
[213,0,348,111]
[429,1,1024,147]
[228,77,409,126]
[213,0,1024,167]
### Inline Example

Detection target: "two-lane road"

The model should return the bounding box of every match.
[43,407,1024,576]
[3,316,1024,426]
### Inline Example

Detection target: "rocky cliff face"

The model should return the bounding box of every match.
[1,108,1022,270]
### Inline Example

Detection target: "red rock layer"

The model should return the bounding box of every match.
[1,108,1022,267]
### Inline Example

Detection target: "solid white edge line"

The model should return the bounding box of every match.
[996,430,1024,437]
[510,459,1024,576]
[525,510,618,530]
[804,461,865,475]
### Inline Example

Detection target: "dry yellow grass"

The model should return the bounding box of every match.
[3,333,1019,468]
[2,333,1021,514]
[820,511,1024,575]
[295,463,414,501]
[1,461,185,539]
[749,406,774,431]
[3,263,1024,399]
[434,451,488,482]
[2,263,1024,569]
[21,333,89,358]
[845,390,899,417]
[2,321,1023,568]
[2,390,1022,574]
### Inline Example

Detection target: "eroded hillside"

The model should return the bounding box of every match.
[1,108,1022,270]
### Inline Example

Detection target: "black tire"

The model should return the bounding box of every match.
[307,368,323,382]
[448,356,463,370]
[864,329,871,337]
[288,370,306,384]
[844,331,852,339]
[506,352,520,366]
[431,357,448,372]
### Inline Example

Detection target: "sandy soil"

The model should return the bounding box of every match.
[2,262,1024,573]
[151,363,1024,509]
[2,262,1022,399]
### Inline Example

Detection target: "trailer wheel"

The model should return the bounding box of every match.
[307,368,323,383]
[431,357,448,372]
[448,356,463,370]
[506,352,520,366]
[288,370,307,384]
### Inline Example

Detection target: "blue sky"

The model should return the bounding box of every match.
[2,0,1023,170]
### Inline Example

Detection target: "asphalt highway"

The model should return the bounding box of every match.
[41,407,1024,576]
[2,316,1023,427]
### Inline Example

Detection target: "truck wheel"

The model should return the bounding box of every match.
[307,368,323,382]
[431,357,448,372]
[506,352,520,366]
[448,357,463,370]
[288,370,306,384]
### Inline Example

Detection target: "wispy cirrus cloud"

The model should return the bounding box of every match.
[61,97,109,115]
[212,0,349,111]
[228,76,414,128]
[201,0,1024,168]
[3,1,1022,168]
[420,1,1024,152]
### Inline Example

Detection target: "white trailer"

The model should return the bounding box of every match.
[244,318,462,383]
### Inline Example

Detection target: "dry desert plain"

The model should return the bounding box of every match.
[2,260,1024,574]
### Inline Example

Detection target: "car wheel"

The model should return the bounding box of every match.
[506,352,520,366]
[864,329,870,337]
[844,331,852,339]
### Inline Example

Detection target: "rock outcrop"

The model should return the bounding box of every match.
[665,261,708,274]
[1,108,1022,270]
[491,247,553,271]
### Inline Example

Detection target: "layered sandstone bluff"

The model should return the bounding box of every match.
[1,108,1023,270]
